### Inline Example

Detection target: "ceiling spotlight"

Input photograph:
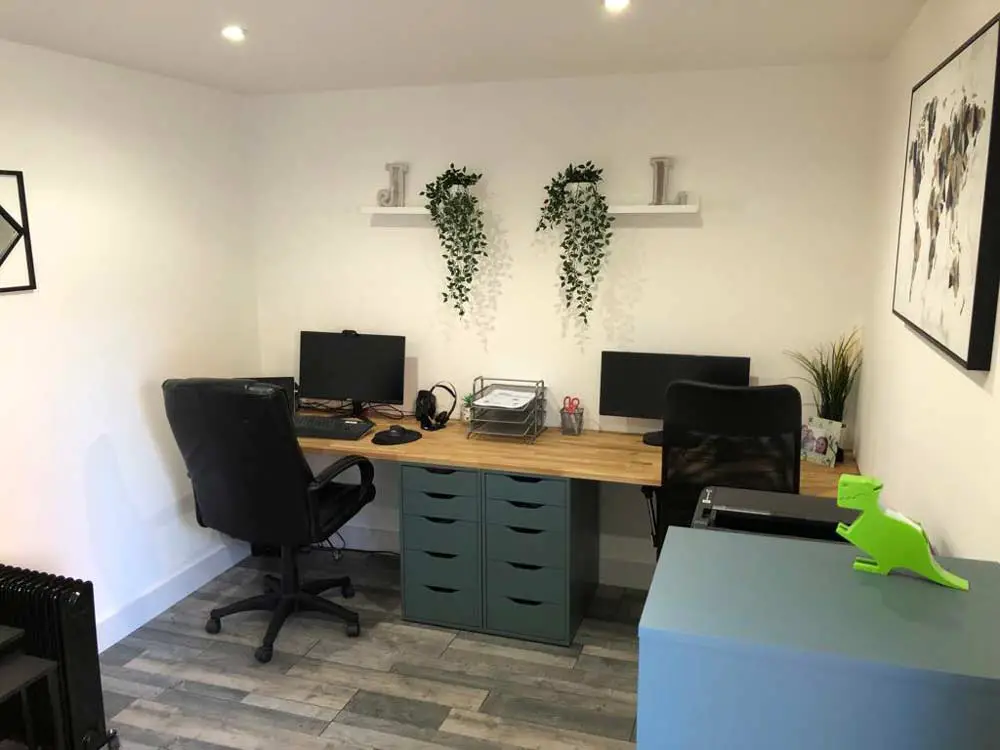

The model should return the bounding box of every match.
[221,25,247,43]
[604,0,630,12]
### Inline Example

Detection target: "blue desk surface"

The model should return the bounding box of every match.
[639,527,1000,681]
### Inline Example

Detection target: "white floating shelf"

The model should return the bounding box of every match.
[609,203,701,215]
[360,206,429,215]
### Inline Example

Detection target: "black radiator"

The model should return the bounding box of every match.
[0,565,117,749]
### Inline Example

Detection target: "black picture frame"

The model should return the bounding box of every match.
[0,170,36,294]
[892,13,1000,371]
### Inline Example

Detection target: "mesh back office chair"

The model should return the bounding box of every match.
[654,381,802,551]
[162,378,376,663]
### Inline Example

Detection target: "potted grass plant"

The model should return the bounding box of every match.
[787,329,863,463]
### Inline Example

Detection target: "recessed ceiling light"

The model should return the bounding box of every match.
[604,0,630,13]
[221,25,247,43]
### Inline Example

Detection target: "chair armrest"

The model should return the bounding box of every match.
[311,455,375,490]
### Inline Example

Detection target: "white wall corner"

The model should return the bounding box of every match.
[96,540,250,652]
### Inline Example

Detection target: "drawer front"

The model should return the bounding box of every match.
[485,473,566,507]
[406,548,480,591]
[487,558,565,605]
[487,594,566,643]
[403,465,480,496]
[486,523,565,568]
[403,490,479,522]
[403,515,478,558]
[486,498,565,532]
[404,580,481,629]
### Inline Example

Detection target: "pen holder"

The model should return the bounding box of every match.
[560,408,584,436]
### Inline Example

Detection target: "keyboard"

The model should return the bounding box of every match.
[293,415,375,441]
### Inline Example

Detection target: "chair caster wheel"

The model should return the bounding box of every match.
[341,583,355,599]
[346,622,361,638]
[204,618,221,635]
[254,645,274,663]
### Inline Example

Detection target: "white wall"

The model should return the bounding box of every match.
[249,65,878,585]
[858,1,1000,561]
[0,42,259,648]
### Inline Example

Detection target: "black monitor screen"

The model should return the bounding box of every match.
[600,351,751,419]
[299,331,405,405]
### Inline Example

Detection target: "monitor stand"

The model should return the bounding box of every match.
[350,401,367,419]
[642,430,664,447]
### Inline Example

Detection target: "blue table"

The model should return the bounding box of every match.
[638,527,1000,749]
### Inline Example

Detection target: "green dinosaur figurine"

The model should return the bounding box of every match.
[836,474,969,591]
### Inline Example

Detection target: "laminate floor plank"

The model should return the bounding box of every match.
[102,553,641,749]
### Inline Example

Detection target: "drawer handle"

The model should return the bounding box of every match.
[424,517,457,525]
[507,526,543,535]
[426,492,458,500]
[508,562,542,571]
[426,585,459,594]
[508,475,542,484]
[508,501,543,510]
[425,552,457,560]
[508,597,543,607]
[426,468,456,475]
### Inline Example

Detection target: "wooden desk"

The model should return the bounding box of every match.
[299,417,858,498]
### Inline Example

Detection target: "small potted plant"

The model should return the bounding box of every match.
[787,329,863,463]
[461,393,474,423]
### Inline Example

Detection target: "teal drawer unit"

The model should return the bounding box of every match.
[487,594,566,644]
[403,514,478,558]
[400,464,600,644]
[402,490,479,522]
[486,522,564,568]
[484,473,599,645]
[487,558,565,605]
[401,464,483,630]
[404,580,481,630]
[485,498,564,531]
[403,465,479,496]
[485,474,566,506]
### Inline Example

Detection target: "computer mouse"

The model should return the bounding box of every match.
[388,424,407,437]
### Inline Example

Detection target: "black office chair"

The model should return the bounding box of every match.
[653,381,802,551]
[162,378,376,663]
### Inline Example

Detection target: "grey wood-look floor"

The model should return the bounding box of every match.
[100,551,644,750]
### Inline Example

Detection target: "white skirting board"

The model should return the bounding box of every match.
[96,540,249,652]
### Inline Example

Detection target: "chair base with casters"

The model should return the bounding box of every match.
[204,545,361,663]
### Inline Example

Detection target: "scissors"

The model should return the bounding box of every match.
[563,396,581,414]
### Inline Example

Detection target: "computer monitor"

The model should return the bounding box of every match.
[299,331,406,414]
[600,351,751,420]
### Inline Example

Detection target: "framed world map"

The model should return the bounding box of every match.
[893,15,1000,371]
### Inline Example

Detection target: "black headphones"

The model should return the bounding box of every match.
[415,381,457,431]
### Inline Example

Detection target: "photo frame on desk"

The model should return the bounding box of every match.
[892,15,1000,370]
[801,417,841,468]
[0,170,36,294]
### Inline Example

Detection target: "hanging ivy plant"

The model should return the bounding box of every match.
[421,164,488,317]
[536,161,614,325]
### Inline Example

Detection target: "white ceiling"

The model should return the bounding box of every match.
[0,0,925,94]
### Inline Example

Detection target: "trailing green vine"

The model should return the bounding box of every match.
[421,164,488,318]
[536,162,614,325]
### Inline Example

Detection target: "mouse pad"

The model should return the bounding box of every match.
[372,428,423,446]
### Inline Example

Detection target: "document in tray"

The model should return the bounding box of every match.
[473,388,536,410]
